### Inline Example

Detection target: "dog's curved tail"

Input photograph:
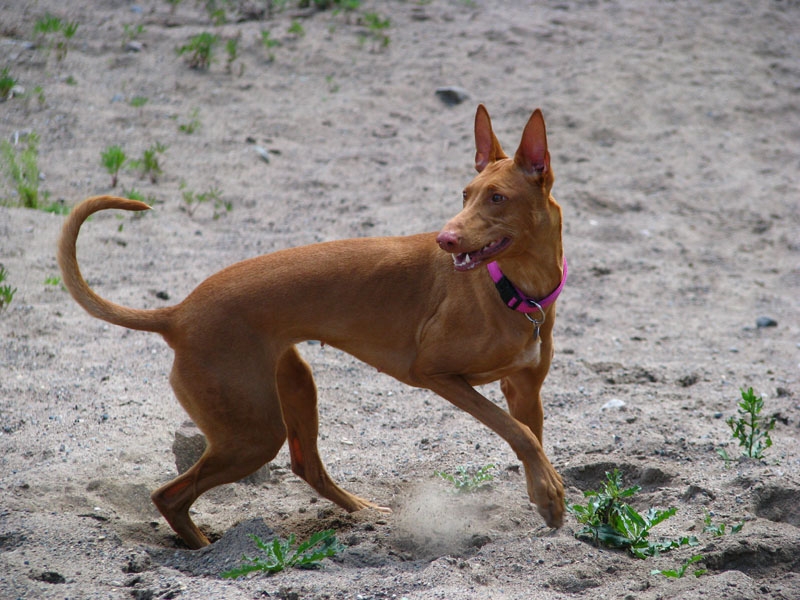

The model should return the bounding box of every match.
[57,195,174,334]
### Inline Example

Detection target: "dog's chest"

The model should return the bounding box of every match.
[468,332,542,384]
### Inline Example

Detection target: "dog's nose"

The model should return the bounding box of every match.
[436,230,460,251]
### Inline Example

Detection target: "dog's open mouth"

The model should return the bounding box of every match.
[451,237,511,271]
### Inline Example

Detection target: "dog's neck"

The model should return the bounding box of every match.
[487,256,567,313]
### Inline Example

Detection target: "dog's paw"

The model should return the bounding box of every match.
[531,469,565,528]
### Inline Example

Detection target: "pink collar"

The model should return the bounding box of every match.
[486,258,568,314]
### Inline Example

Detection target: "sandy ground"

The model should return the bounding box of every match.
[1,0,799,598]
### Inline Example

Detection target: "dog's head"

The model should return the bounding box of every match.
[436,105,561,273]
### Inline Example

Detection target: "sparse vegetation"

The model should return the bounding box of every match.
[720,387,777,460]
[651,554,707,579]
[177,32,218,69]
[288,20,305,38]
[33,13,79,62]
[178,108,201,134]
[128,142,167,183]
[0,68,16,100]
[703,512,744,537]
[260,30,280,61]
[100,145,127,187]
[225,37,242,74]
[1,132,41,208]
[566,469,698,559]
[362,12,391,49]
[221,530,344,578]
[180,181,227,218]
[435,463,494,493]
[0,266,17,311]
[122,23,145,45]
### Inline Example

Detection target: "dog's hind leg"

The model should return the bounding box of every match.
[151,359,288,549]
[276,346,390,513]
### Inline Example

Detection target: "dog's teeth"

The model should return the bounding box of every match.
[465,253,471,263]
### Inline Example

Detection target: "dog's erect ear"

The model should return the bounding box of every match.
[474,104,507,172]
[514,108,550,175]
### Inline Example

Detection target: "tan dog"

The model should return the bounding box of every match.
[58,105,566,549]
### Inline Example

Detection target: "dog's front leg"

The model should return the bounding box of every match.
[423,374,564,528]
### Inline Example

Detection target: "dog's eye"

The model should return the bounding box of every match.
[491,193,506,204]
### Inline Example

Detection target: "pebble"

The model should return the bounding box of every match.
[601,398,625,410]
[756,316,778,328]
[435,86,470,106]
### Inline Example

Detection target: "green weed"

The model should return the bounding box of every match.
[128,142,167,183]
[33,13,79,62]
[0,68,16,100]
[221,530,344,578]
[177,32,218,70]
[1,132,40,208]
[260,30,280,61]
[722,388,776,459]
[122,23,145,45]
[651,554,707,579]
[225,37,243,74]
[178,108,201,134]
[130,96,148,109]
[703,512,744,537]
[100,145,127,187]
[566,469,697,559]
[0,266,17,311]
[361,12,390,49]
[435,463,494,493]
[288,21,305,38]
[180,181,226,218]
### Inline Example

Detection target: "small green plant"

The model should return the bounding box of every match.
[203,0,227,25]
[100,145,127,187]
[651,554,707,579]
[33,14,79,62]
[566,469,697,559]
[122,23,145,45]
[260,30,280,61]
[1,132,40,208]
[703,512,744,537]
[0,68,17,100]
[129,142,167,183]
[722,388,776,459]
[361,12,390,49]
[178,108,201,134]
[180,181,226,218]
[33,13,62,36]
[130,96,148,109]
[177,32,218,70]
[45,275,62,286]
[435,463,494,493]
[221,530,344,578]
[225,37,242,74]
[0,266,17,311]
[288,21,305,38]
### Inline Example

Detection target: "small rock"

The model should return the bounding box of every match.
[254,145,270,163]
[601,398,626,410]
[30,570,66,584]
[435,86,470,106]
[125,41,144,53]
[756,316,778,328]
